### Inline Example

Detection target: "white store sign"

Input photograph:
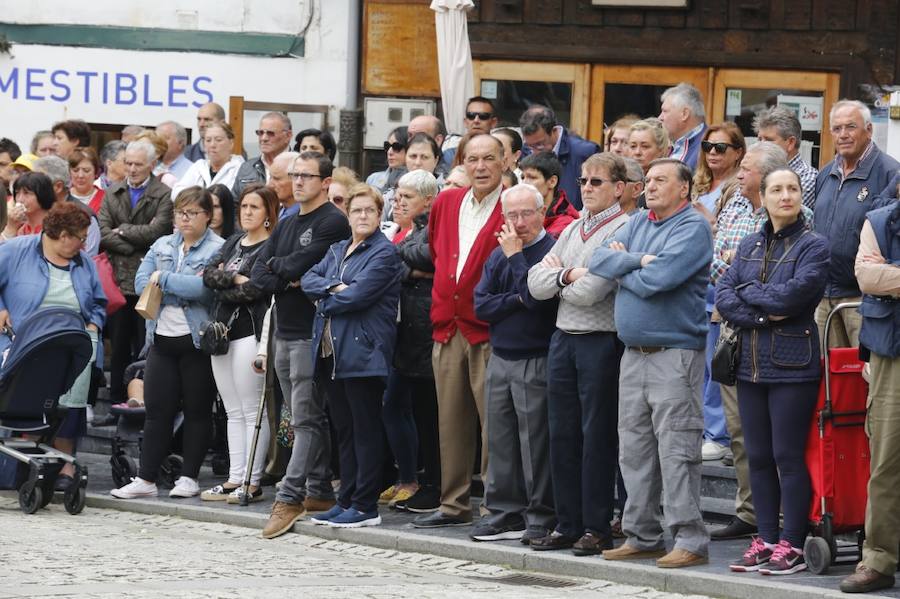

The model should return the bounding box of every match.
[0,44,351,151]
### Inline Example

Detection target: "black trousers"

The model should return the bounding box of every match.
[317,357,386,514]
[139,334,216,482]
[108,294,146,403]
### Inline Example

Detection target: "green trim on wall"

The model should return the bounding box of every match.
[0,24,304,57]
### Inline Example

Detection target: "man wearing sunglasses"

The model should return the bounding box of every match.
[463,97,498,136]
[232,112,294,199]
[658,83,708,171]
[519,105,600,212]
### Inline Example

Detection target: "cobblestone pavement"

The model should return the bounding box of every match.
[0,496,713,599]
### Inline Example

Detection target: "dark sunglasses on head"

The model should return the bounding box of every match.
[465,111,494,121]
[384,141,406,152]
[701,141,739,154]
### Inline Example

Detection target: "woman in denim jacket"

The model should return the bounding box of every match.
[716,168,829,575]
[111,186,224,501]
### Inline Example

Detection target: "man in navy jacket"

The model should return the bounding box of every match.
[473,183,558,544]
[519,106,600,211]
[813,99,900,348]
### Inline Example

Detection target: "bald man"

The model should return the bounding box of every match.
[409,115,452,175]
[184,102,226,162]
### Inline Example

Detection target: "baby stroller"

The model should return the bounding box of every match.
[109,359,184,488]
[803,302,870,574]
[0,307,93,515]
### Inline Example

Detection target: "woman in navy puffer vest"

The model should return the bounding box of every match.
[716,167,829,575]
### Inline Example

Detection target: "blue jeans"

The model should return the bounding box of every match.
[547,330,622,538]
[703,318,730,445]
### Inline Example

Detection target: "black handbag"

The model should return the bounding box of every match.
[711,326,740,386]
[199,308,240,356]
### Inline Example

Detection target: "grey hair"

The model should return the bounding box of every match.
[33,155,70,187]
[30,130,53,154]
[519,105,557,136]
[752,106,802,142]
[261,111,292,131]
[745,141,789,183]
[830,99,872,126]
[127,139,159,163]
[502,183,544,210]
[622,157,644,183]
[397,169,439,199]
[157,120,187,145]
[100,139,127,164]
[661,82,706,119]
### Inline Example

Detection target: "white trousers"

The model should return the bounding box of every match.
[211,335,269,486]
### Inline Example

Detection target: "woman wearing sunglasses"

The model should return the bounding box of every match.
[693,123,746,218]
[366,126,408,195]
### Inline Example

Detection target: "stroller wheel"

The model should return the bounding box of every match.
[158,455,183,487]
[64,485,86,515]
[110,453,137,488]
[804,536,832,575]
[18,482,43,515]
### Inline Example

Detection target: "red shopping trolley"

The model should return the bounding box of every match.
[803,302,870,574]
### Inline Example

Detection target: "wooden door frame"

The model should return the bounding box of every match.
[228,96,330,155]
[473,60,591,137]
[588,65,711,143]
[711,69,840,168]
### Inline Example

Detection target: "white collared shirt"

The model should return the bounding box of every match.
[457,184,502,279]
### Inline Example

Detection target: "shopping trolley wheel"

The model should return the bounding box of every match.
[64,485,86,515]
[18,482,42,515]
[805,536,832,575]
[110,453,137,488]
[158,455,183,487]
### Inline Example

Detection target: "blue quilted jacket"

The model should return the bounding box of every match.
[716,216,830,383]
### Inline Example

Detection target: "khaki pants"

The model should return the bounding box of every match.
[720,323,756,526]
[432,331,491,518]
[861,353,900,576]
[815,296,862,350]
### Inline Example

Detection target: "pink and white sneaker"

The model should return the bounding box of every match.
[730,537,773,572]
[759,540,806,575]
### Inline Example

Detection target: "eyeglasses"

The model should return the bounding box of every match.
[176,209,206,220]
[465,111,494,121]
[830,123,860,135]
[66,232,88,243]
[504,209,538,221]
[384,141,406,153]
[288,172,323,181]
[255,129,288,137]
[349,207,379,217]
[701,141,739,154]
[577,177,609,187]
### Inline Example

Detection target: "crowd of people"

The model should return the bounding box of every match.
[1,81,899,594]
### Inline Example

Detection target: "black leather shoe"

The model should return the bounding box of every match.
[572,531,614,556]
[530,530,579,551]
[710,516,757,540]
[412,511,472,528]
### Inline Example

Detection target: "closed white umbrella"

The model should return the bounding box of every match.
[430,0,475,136]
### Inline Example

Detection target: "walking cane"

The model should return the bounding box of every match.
[240,356,270,507]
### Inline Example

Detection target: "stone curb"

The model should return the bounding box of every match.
[87,493,848,599]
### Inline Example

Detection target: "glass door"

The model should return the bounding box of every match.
[711,69,840,168]
[588,65,710,144]
[228,97,330,157]
[473,60,591,138]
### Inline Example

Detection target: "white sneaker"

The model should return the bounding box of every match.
[169,476,200,498]
[702,441,728,461]
[110,477,158,499]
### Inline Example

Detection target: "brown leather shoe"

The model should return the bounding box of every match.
[572,532,614,556]
[262,501,306,539]
[530,531,579,551]
[840,565,896,593]
[656,548,709,568]
[303,496,336,513]
[602,543,667,561]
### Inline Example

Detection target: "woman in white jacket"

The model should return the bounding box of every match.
[173,122,244,199]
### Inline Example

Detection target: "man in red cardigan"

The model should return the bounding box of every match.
[412,134,506,528]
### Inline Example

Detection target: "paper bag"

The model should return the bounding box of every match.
[135,282,162,320]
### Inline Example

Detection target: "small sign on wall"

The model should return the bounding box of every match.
[591,0,688,6]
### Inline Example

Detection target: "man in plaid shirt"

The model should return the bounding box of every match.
[752,106,818,211]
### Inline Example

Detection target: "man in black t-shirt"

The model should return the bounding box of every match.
[251,151,351,539]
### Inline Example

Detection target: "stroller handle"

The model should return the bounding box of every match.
[822,301,862,409]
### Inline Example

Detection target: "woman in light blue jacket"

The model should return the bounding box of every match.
[111,186,224,501]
